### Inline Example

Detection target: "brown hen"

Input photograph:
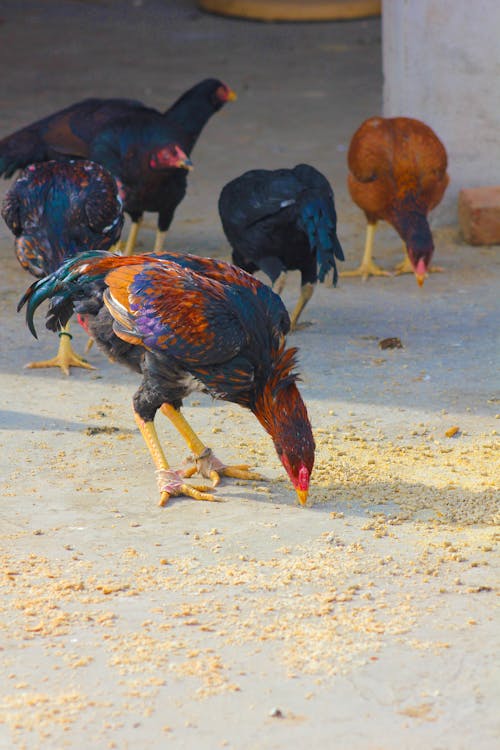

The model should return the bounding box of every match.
[344,116,449,285]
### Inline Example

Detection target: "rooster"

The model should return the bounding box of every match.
[0,78,236,254]
[343,116,449,285]
[2,160,123,374]
[18,251,315,507]
[218,164,344,330]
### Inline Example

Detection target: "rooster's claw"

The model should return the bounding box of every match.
[156,468,221,506]
[184,448,264,486]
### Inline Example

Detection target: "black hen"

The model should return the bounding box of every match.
[1,160,123,374]
[19,251,315,508]
[0,78,236,254]
[218,164,344,330]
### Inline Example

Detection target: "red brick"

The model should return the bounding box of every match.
[458,187,500,245]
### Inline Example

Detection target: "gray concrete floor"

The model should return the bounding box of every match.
[0,2,499,749]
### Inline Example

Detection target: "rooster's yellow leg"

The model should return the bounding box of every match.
[123,219,143,256]
[133,412,218,506]
[289,283,315,331]
[341,223,391,280]
[160,404,263,486]
[25,325,95,376]
[153,230,167,252]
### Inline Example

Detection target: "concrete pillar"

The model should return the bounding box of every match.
[382,0,500,223]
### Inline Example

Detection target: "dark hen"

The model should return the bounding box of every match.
[1,160,123,374]
[0,78,236,254]
[344,116,449,284]
[218,164,344,329]
[19,251,315,507]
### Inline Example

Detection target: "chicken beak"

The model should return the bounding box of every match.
[226,88,237,102]
[296,488,308,506]
[181,157,194,172]
[416,273,426,287]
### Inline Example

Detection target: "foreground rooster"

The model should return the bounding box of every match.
[0,78,236,254]
[2,160,123,373]
[343,116,449,284]
[19,252,315,506]
[218,164,344,329]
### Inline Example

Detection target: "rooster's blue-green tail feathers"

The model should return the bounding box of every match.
[17,250,118,338]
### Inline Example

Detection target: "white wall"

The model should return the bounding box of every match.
[382,0,500,222]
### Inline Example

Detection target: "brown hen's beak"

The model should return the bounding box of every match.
[415,272,426,287]
[296,488,308,506]
[414,258,428,288]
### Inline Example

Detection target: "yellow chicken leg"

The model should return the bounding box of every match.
[133,412,219,506]
[160,404,263,486]
[25,324,95,376]
[153,230,167,252]
[123,219,143,256]
[341,223,391,280]
[289,283,315,331]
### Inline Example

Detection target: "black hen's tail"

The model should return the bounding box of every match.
[299,195,344,285]
[17,250,118,338]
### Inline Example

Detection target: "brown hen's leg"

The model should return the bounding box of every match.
[123,219,142,256]
[153,230,167,252]
[160,404,263,486]
[133,412,218,506]
[25,325,95,376]
[341,223,391,280]
[289,283,315,331]
[393,246,414,275]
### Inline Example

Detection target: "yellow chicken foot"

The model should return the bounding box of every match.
[153,230,167,252]
[123,219,143,256]
[341,223,391,280]
[160,404,263,486]
[25,325,95,376]
[393,250,445,277]
[109,240,126,254]
[133,412,218,506]
[183,447,264,486]
[155,468,220,504]
[289,283,315,331]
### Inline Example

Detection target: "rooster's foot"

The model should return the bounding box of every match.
[25,332,95,376]
[341,261,391,281]
[290,319,314,332]
[393,257,445,278]
[156,468,221,506]
[183,448,264,487]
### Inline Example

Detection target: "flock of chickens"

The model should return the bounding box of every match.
[0,77,449,508]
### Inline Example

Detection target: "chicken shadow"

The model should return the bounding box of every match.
[0,409,135,435]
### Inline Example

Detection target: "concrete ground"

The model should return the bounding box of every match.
[0,2,498,749]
